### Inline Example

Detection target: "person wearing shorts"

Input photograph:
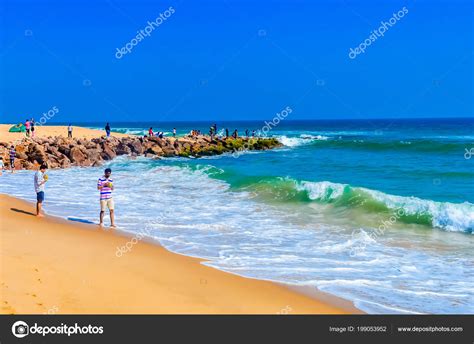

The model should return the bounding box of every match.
[25,119,31,137]
[9,145,15,172]
[34,164,48,217]
[30,118,35,137]
[97,168,116,227]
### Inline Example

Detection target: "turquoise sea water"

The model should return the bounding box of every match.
[2,118,473,313]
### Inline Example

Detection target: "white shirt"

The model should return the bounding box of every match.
[34,171,45,193]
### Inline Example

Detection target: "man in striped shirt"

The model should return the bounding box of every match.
[9,145,16,173]
[97,168,116,227]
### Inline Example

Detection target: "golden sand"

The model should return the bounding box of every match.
[0,124,129,143]
[0,195,356,314]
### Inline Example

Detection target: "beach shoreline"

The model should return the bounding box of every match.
[0,194,360,314]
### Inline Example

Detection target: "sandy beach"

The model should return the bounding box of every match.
[0,124,129,143]
[0,194,356,314]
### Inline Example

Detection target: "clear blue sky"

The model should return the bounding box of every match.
[0,0,472,123]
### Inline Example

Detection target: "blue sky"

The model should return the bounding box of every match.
[0,0,472,122]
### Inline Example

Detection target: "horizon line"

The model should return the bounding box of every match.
[2,116,473,125]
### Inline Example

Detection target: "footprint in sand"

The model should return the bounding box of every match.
[1,301,15,314]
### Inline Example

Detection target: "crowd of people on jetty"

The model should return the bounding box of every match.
[143,123,260,141]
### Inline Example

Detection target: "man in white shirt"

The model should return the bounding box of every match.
[34,164,48,217]
[68,124,73,138]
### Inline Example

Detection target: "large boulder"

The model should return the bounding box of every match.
[69,146,87,164]
[59,156,71,168]
[58,144,71,157]
[100,143,116,160]
[116,142,131,155]
[146,136,165,147]
[161,146,177,157]
[128,140,144,154]
[86,148,103,163]
[146,145,163,156]
[28,143,47,163]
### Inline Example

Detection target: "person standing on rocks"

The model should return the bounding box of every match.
[97,168,116,228]
[30,118,35,138]
[9,145,15,173]
[209,125,214,140]
[34,163,48,217]
[173,128,176,137]
[68,124,73,138]
[105,123,111,138]
[25,119,31,137]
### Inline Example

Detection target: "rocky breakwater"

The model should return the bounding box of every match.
[0,135,282,170]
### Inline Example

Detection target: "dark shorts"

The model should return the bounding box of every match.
[37,191,45,203]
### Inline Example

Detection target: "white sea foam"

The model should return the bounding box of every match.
[297,180,474,233]
[277,134,329,147]
[0,162,473,314]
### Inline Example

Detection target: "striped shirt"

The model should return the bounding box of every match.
[97,176,113,200]
[10,148,15,160]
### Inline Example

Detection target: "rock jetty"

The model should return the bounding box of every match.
[0,135,282,170]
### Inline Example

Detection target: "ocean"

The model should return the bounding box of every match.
[1,118,473,314]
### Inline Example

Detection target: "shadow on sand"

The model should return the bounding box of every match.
[10,208,36,216]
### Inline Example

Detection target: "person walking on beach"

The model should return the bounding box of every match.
[173,128,176,137]
[9,145,15,173]
[0,157,4,176]
[97,168,116,228]
[68,123,73,138]
[30,118,35,137]
[105,123,111,138]
[34,163,48,217]
[25,119,31,137]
